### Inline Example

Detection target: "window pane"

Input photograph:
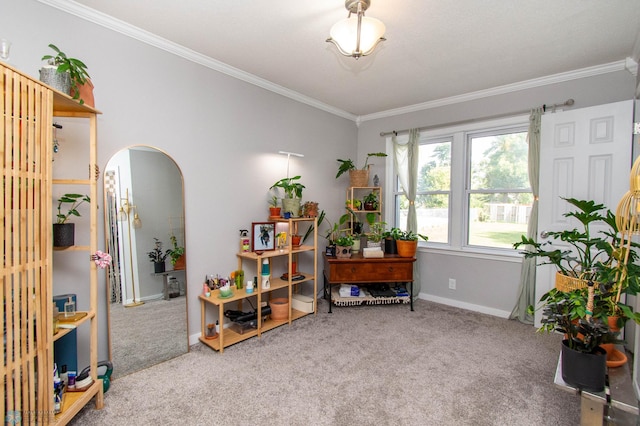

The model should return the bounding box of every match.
[398,194,449,243]
[418,142,451,191]
[468,193,532,248]
[469,132,529,190]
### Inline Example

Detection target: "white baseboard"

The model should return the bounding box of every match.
[419,292,511,319]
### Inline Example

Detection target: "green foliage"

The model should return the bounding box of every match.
[268,195,279,207]
[166,234,185,265]
[56,193,90,224]
[42,44,90,104]
[366,221,386,243]
[335,152,387,178]
[335,234,354,247]
[397,230,428,242]
[270,175,305,199]
[147,238,168,263]
[383,227,403,240]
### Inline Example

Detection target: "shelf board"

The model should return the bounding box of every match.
[53,311,95,342]
[53,245,90,252]
[53,179,92,185]
[54,379,102,425]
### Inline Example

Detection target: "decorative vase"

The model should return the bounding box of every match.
[154,261,165,274]
[561,339,606,392]
[282,198,301,217]
[396,240,418,258]
[39,67,71,94]
[53,223,75,247]
[335,245,352,259]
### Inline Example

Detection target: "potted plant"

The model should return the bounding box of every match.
[54,193,90,247]
[147,238,168,273]
[365,221,386,248]
[40,44,93,106]
[335,234,354,259]
[270,175,305,218]
[302,201,319,218]
[335,152,387,187]
[395,230,429,258]
[363,191,379,211]
[167,234,186,270]
[268,195,281,219]
[529,284,620,391]
[382,227,402,254]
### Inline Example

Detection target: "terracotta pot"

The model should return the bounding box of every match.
[270,298,289,320]
[71,79,95,107]
[396,240,418,258]
[269,207,281,219]
[291,234,302,248]
[173,254,186,270]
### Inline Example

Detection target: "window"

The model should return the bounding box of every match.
[466,128,531,248]
[391,118,531,251]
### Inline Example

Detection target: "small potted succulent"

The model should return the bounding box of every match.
[268,195,281,219]
[147,238,168,273]
[53,193,90,247]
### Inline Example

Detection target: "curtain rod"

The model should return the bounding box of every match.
[379,98,575,137]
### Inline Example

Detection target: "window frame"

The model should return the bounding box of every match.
[386,114,530,257]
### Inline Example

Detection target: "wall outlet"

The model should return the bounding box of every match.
[448,278,456,290]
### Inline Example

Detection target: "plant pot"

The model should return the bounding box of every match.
[349,168,369,187]
[351,238,361,254]
[270,298,289,320]
[282,198,301,217]
[269,207,281,219]
[71,79,95,107]
[384,238,397,254]
[154,262,165,274]
[335,245,352,259]
[396,240,418,257]
[303,202,318,218]
[53,223,75,247]
[291,234,302,248]
[561,339,606,392]
[363,201,376,211]
[39,67,71,95]
[173,254,185,271]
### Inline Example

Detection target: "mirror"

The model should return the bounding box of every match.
[104,146,188,379]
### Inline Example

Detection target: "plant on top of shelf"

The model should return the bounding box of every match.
[56,193,90,224]
[270,175,305,199]
[335,152,388,179]
[167,234,185,267]
[41,44,91,103]
[363,191,379,210]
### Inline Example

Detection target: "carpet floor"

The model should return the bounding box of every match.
[71,298,585,425]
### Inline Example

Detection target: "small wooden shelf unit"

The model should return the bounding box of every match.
[200,217,317,353]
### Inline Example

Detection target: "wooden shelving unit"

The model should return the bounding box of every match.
[346,186,382,233]
[1,61,103,425]
[199,217,317,353]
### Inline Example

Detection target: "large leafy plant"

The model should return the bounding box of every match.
[335,152,387,179]
[42,44,90,103]
[56,193,90,224]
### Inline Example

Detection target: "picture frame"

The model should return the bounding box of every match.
[252,222,276,252]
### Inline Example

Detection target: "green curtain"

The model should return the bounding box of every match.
[393,128,420,298]
[510,108,542,324]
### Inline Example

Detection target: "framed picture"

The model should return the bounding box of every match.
[252,222,276,252]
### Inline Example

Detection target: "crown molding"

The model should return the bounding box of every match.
[37,0,629,124]
[359,61,628,122]
[37,0,358,122]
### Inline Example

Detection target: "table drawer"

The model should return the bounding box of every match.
[331,262,413,282]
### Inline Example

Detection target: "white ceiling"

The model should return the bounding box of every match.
[55,0,640,118]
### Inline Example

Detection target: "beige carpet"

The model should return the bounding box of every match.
[109,296,188,379]
[71,298,584,425]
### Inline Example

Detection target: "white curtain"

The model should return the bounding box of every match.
[393,128,421,298]
[510,108,542,324]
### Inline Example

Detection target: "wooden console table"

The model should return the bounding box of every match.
[323,253,416,313]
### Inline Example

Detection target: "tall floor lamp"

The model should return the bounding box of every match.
[119,189,144,307]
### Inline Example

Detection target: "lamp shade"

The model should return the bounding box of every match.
[329,16,385,57]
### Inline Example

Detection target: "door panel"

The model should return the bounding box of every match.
[535,100,633,325]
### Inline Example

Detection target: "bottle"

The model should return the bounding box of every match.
[64,296,75,318]
[215,320,220,334]
[60,365,68,387]
[246,280,254,293]
[239,229,250,253]
[261,258,270,275]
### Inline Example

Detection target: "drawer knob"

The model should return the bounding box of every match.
[351,267,356,273]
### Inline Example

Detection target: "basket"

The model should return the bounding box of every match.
[555,271,589,292]
[349,168,369,187]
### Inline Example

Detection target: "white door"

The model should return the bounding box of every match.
[535,100,634,325]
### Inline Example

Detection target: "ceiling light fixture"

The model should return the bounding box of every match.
[326,0,386,59]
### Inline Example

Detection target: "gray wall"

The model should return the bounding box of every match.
[358,70,638,316]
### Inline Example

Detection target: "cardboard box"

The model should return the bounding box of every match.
[291,294,314,313]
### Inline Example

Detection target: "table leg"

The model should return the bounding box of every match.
[163,274,169,300]
[410,281,414,311]
[580,394,603,426]
[328,281,333,314]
